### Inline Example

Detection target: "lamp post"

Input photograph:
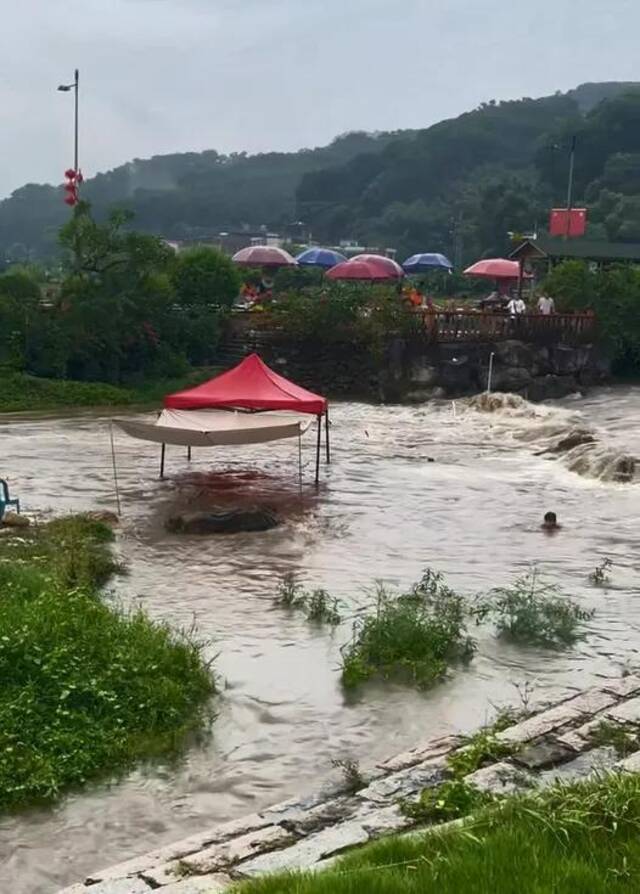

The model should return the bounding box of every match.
[57,69,79,175]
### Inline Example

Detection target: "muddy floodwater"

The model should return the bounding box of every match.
[1,387,639,893]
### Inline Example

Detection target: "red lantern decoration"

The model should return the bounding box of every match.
[62,169,79,206]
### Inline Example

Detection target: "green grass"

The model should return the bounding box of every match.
[0,516,215,812]
[340,570,475,689]
[233,773,640,893]
[0,367,219,413]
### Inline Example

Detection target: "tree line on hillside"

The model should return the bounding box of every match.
[2,83,640,268]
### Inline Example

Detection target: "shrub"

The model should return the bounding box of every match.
[402,778,495,824]
[477,569,594,647]
[171,246,240,309]
[340,570,476,689]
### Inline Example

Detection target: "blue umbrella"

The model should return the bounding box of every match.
[402,253,453,273]
[296,247,348,270]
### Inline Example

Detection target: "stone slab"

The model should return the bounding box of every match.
[513,739,577,770]
[464,761,534,795]
[538,747,618,787]
[86,814,270,883]
[237,821,369,877]
[377,735,462,773]
[606,696,640,725]
[358,755,447,804]
[496,703,585,746]
[556,717,605,751]
[616,749,640,772]
[562,688,620,716]
[70,879,152,894]
[157,875,231,893]
[274,796,357,835]
[600,675,640,699]
[182,825,295,874]
[352,803,414,836]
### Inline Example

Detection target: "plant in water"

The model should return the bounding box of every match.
[331,758,365,794]
[306,589,342,625]
[590,558,613,585]
[477,568,594,647]
[274,574,342,625]
[274,572,307,609]
[340,569,475,689]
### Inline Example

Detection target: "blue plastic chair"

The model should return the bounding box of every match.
[0,479,20,521]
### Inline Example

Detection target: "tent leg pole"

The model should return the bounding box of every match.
[325,409,331,464]
[160,443,166,479]
[187,446,192,462]
[298,432,303,493]
[315,415,321,487]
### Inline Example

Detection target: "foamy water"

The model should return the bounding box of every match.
[0,386,639,893]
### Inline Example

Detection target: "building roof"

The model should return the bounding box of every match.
[510,236,640,262]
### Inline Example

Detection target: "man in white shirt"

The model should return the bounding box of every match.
[507,296,526,316]
[537,294,555,315]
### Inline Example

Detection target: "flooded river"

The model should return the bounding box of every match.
[1,387,639,893]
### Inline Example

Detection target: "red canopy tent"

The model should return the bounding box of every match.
[166,353,326,415]
[163,354,330,483]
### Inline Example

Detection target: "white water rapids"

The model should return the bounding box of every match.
[0,386,639,893]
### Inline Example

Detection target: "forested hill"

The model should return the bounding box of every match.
[2,81,640,263]
[0,131,407,261]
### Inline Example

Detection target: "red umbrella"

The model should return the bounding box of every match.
[326,256,403,282]
[232,245,298,268]
[463,258,530,279]
[350,254,404,278]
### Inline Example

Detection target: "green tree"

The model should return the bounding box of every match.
[171,246,240,309]
[544,260,640,373]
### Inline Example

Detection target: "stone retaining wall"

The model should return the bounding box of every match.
[60,675,640,894]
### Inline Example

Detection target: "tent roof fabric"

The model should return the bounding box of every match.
[115,409,311,447]
[165,354,328,415]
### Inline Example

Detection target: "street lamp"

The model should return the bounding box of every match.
[57,69,79,175]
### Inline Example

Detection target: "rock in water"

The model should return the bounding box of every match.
[1,512,30,528]
[167,508,279,535]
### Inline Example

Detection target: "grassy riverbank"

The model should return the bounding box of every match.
[0,516,215,812]
[0,368,218,413]
[236,773,640,893]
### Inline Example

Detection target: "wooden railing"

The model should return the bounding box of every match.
[228,309,597,348]
[413,310,597,344]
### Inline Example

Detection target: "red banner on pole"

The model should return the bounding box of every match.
[549,208,587,237]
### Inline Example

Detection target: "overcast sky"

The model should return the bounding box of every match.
[0,0,638,198]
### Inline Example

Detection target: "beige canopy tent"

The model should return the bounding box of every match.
[113,408,313,485]
[115,409,312,448]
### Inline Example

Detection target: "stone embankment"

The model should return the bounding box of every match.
[60,675,640,894]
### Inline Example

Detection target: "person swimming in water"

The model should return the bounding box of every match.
[542,511,561,531]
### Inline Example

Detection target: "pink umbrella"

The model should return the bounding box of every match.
[232,245,298,268]
[463,258,530,280]
[326,258,402,282]
[350,254,404,278]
